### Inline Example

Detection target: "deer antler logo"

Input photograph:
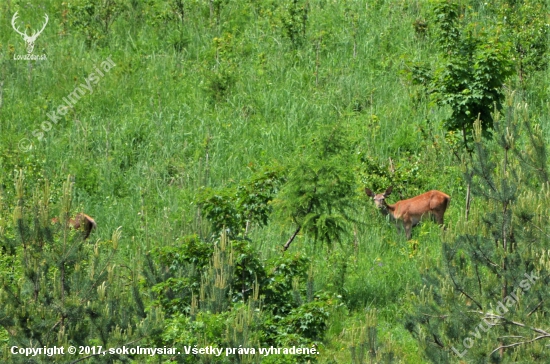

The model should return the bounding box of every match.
[11,11,49,54]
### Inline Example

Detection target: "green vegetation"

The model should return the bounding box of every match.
[0,0,549,362]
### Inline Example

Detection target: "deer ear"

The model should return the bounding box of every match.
[384,186,393,196]
[365,188,374,197]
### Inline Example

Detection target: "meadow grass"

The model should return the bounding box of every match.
[1,0,541,362]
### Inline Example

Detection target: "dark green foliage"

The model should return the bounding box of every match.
[261,293,338,363]
[231,240,268,302]
[145,235,212,316]
[204,63,236,103]
[162,312,226,363]
[197,187,241,236]
[431,0,461,52]
[406,96,550,362]
[153,235,337,363]
[171,0,188,52]
[278,293,331,340]
[264,253,310,315]
[433,35,512,137]
[202,32,239,103]
[148,238,309,318]
[410,63,432,88]
[237,168,286,228]
[147,233,269,317]
[413,18,428,37]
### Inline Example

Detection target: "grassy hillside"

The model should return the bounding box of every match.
[1,0,549,363]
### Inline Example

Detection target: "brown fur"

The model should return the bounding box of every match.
[51,213,97,240]
[365,186,450,240]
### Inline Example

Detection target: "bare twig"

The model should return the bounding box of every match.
[449,272,483,310]
[283,226,301,252]
[485,313,550,336]
[421,313,449,320]
[527,300,544,317]
[489,334,550,356]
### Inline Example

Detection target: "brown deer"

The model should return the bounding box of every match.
[365,186,450,240]
[51,213,97,240]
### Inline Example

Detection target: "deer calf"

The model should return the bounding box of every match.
[52,213,97,240]
[365,186,450,240]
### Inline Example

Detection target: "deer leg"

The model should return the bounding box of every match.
[433,210,447,231]
[433,211,449,233]
[404,222,412,240]
[396,220,408,239]
[396,221,404,237]
[434,212,444,225]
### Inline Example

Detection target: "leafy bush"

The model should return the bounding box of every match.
[197,167,285,238]
[66,0,126,47]
[264,253,310,315]
[146,235,212,316]
[151,232,337,363]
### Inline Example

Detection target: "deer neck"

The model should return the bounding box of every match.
[379,202,397,219]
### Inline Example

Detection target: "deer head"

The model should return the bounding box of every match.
[365,186,393,212]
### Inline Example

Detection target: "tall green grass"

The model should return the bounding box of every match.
[1,0,540,362]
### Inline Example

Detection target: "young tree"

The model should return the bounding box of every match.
[274,125,357,251]
[428,0,514,147]
[406,95,550,362]
[411,0,514,219]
